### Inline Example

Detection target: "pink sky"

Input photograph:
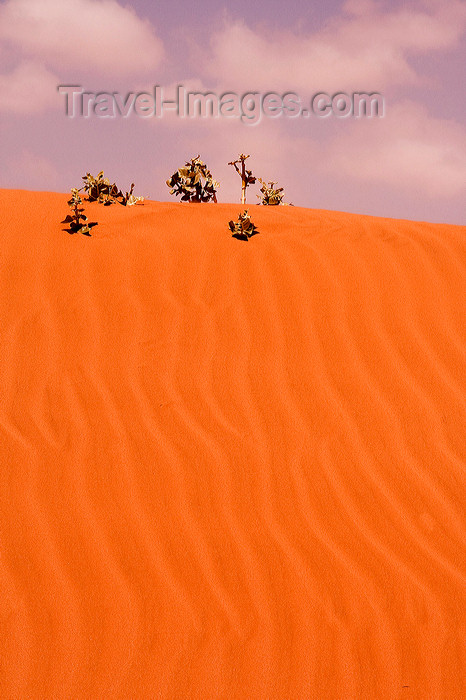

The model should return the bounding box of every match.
[0,0,465,223]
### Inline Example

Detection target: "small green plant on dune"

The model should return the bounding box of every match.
[61,188,98,235]
[166,155,219,202]
[257,178,285,206]
[228,209,259,241]
[228,154,256,204]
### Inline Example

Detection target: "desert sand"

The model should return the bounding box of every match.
[0,189,464,699]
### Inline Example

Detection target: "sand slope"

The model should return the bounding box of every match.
[0,189,465,699]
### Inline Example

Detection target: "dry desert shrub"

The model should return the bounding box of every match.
[257,178,285,205]
[167,155,219,203]
[82,171,144,206]
[228,153,256,204]
[228,209,259,241]
[61,188,98,235]
[62,170,143,235]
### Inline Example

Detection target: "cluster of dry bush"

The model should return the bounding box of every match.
[63,155,288,240]
[167,153,290,240]
[62,171,144,235]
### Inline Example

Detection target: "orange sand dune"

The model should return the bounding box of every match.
[0,189,465,699]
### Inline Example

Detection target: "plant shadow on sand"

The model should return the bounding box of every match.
[62,222,98,236]
[232,230,260,242]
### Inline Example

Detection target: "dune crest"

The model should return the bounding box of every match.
[0,189,464,698]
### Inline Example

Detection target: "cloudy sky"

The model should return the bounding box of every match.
[0,0,465,223]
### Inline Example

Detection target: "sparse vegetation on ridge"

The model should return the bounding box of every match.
[61,156,291,239]
[62,170,144,236]
[82,171,144,206]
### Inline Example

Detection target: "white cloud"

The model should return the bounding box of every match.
[325,101,466,197]
[0,61,58,113]
[0,0,164,76]
[203,0,466,93]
